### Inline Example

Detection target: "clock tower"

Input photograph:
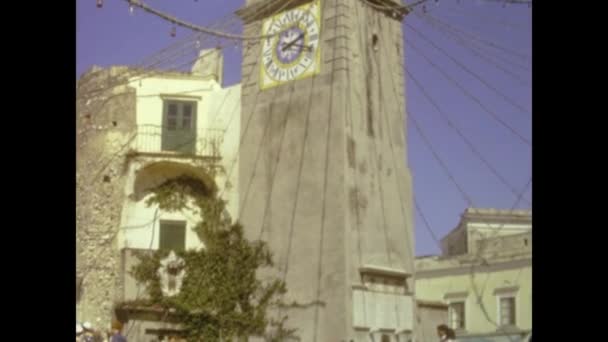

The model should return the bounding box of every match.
[236,0,415,341]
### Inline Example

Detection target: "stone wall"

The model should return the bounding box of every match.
[76,66,137,330]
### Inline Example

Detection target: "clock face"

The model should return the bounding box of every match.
[260,0,321,89]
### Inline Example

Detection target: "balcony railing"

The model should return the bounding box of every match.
[131,124,224,158]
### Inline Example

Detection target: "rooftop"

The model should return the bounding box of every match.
[463,207,532,217]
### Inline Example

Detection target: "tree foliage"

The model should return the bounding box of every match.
[123,176,294,341]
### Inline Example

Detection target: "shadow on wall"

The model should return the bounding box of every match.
[131,161,217,201]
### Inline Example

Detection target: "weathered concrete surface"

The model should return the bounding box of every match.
[238,0,415,340]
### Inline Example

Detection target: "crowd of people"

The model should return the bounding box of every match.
[76,319,127,342]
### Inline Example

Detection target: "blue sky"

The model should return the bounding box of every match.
[76,0,531,256]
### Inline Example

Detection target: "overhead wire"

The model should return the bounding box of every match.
[415,11,531,73]
[79,0,532,336]
[361,0,432,12]
[367,10,400,268]
[460,0,532,25]
[377,8,430,265]
[408,109,530,337]
[421,11,531,62]
[409,113,475,206]
[466,179,530,342]
[79,44,245,139]
[312,0,342,338]
[78,0,293,142]
[208,0,306,204]
[78,24,233,100]
[438,1,531,34]
[475,0,532,5]
[123,0,306,40]
[188,0,305,312]
[368,4,429,329]
[404,39,531,146]
[78,26,251,192]
[79,0,291,100]
[231,0,304,220]
[79,0,300,119]
[350,0,398,268]
[405,67,531,205]
[256,82,297,242]
[78,0,301,327]
[410,12,530,86]
[414,199,442,251]
[407,86,530,336]
[409,100,530,336]
[405,21,530,116]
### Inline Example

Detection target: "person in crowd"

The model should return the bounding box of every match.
[437,324,456,342]
[109,319,127,342]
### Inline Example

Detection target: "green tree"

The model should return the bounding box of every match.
[122,176,294,341]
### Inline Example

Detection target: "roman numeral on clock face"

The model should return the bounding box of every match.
[289,69,297,79]
[259,0,321,88]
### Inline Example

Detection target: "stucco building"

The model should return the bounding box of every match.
[415,208,532,342]
[76,48,240,339]
[77,0,419,339]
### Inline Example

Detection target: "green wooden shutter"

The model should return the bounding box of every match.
[159,220,186,251]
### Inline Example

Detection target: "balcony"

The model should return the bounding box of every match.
[129,124,224,160]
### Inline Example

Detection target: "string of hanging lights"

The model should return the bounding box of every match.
[95,0,309,40]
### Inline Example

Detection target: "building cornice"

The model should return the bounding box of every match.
[235,0,311,23]
[359,264,412,279]
[235,0,409,24]
[462,208,532,224]
[416,300,448,309]
[416,257,531,279]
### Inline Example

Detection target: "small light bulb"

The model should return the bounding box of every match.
[129,5,134,15]
[171,25,176,38]
[96,0,103,8]
[195,39,200,49]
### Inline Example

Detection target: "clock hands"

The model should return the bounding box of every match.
[281,31,305,52]
[285,43,313,52]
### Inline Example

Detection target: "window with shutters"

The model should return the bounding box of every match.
[499,296,516,326]
[448,301,465,330]
[159,220,186,252]
[162,100,197,154]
